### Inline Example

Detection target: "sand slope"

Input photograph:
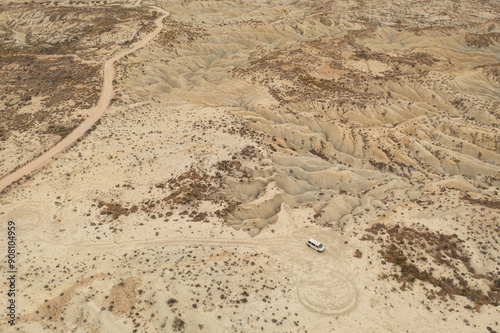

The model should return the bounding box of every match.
[1,0,499,332]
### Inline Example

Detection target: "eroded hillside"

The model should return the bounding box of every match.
[1,0,499,332]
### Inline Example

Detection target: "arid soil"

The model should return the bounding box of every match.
[1,0,499,332]
[0,1,157,175]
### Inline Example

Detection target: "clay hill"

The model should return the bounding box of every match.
[0,0,499,332]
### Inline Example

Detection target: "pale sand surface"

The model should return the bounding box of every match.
[0,0,499,332]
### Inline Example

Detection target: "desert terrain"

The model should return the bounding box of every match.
[0,0,499,332]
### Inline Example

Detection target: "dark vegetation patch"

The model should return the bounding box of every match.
[159,147,264,224]
[298,74,352,93]
[1,6,156,57]
[172,317,185,332]
[215,160,242,174]
[362,223,499,309]
[240,145,257,158]
[461,196,500,210]
[477,63,500,84]
[309,148,329,161]
[233,42,364,103]
[368,158,411,174]
[93,149,258,225]
[157,22,208,46]
[44,124,77,137]
[0,4,156,141]
[162,166,241,219]
[167,298,178,307]
[233,34,438,105]
[465,32,500,48]
[98,201,132,220]
[0,126,7,141]
[163,169,218,205]
[0,55,100,137]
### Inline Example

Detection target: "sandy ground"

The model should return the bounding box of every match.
[0,6,170,192]
[1,0,499,332]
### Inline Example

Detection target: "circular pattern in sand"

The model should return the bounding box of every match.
[7,202,44,227]
[297,273,357,315]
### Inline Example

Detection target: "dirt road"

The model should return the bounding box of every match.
[0,6,170,195]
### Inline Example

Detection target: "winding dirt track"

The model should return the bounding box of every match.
[0,6,170,195]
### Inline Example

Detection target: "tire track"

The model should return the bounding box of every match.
[0,5,170,195]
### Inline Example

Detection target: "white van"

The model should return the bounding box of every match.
[307,238,325,253]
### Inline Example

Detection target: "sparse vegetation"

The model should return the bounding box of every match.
[45,124,76,137]
[2,0,500,332]
[172,317,185,332]
[0,3,158,175]
[362,224,500,308]
[98,201,131,220]
[461,196,500,209]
